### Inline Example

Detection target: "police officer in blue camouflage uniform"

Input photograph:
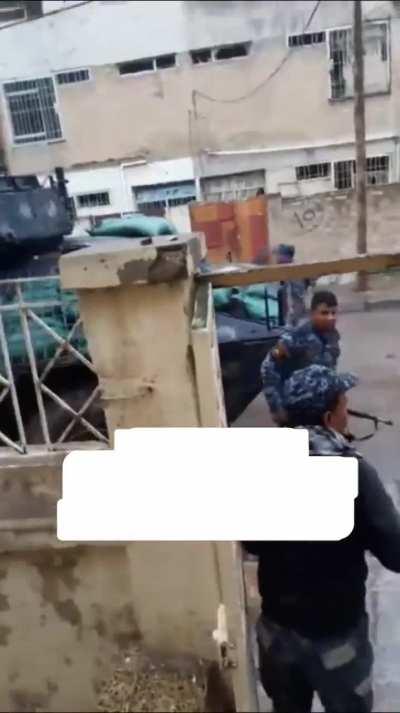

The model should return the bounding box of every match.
[286,278,308,327]
[243,365,400,713]
[261,290,339,424]
[272,244,314,328]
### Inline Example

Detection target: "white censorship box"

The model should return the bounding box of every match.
[57,428,358,541]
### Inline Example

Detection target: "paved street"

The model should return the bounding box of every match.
[235,308,400,712]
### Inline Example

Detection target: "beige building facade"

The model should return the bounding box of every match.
[0,0,398,230]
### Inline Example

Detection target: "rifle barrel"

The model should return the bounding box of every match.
[348,409,393,426]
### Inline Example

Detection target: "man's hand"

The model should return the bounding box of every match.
[271,343,289,362]
[272,408,288,426]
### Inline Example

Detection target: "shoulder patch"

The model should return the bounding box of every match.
[272,342,289,361]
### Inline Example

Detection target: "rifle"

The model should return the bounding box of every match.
[347,408,394,442]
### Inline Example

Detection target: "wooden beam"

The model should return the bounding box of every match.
[199,252,400,288]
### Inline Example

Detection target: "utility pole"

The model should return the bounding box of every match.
[353,0,368,291]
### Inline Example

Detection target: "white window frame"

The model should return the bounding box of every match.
[133,180,196,213]
[3,75,64,147]
[75,190,112,210]
[326,19,390,102]
[55,68,92,87]
[365,155,390,185]
[136,196,195,212]
[333,159,354,190]
[190,42,251,66]
[295,163,331,182]
[292,153,391,192]
[287,31,326,49]
[333,155,391,190]
[118,54,177,77]
[201,170,265,202]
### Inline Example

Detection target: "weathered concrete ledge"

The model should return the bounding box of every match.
[0,443,107,535]
[60,233,206,290]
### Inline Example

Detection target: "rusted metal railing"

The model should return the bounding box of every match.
[0,276,109,454]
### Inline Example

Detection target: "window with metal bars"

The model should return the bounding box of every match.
[4,77,62,144]
[76,192,111,209]
[329,28,351,100]
[136,193,194,216]
[168,196,194,207]
[334,156,389,189]
[56,69,90,85]
[329,22,389,100]
[134,181,196,208]
[137,200,166,217]
[296,163,331,181]
[288,32,326,48]
[366,155,389,184]
[334,160,354,189]
[202,171,265,202]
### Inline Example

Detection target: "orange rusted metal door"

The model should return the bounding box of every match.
[189,202,241,263]
[233,195,269,263]
[189,196,268,265]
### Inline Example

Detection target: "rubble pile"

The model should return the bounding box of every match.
[97,648,207,713]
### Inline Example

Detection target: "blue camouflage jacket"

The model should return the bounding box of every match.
[261,320,341,416]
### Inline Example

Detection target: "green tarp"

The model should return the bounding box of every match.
[213,283,280,322]
[89,215,175,238]
[0,279,280,371]
[0,281,85,368]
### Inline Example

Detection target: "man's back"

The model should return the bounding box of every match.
[244,455,400,640]
[251,366,400,713]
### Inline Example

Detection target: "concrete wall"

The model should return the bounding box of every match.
[0,446,224,711]
[0,234,240,711]
[0,543,137,713]
[268,181,400,264]
[56,234,259,711]
[0,1,363,77]
[0,448,134,713]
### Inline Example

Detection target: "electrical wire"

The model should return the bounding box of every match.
[192,0,322,106]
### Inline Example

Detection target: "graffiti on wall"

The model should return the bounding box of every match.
[287,197,325,233]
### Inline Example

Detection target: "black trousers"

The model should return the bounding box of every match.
[257,614,373,713]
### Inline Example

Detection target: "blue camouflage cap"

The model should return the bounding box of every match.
[283,364,358,415]
[278,244,295,258]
